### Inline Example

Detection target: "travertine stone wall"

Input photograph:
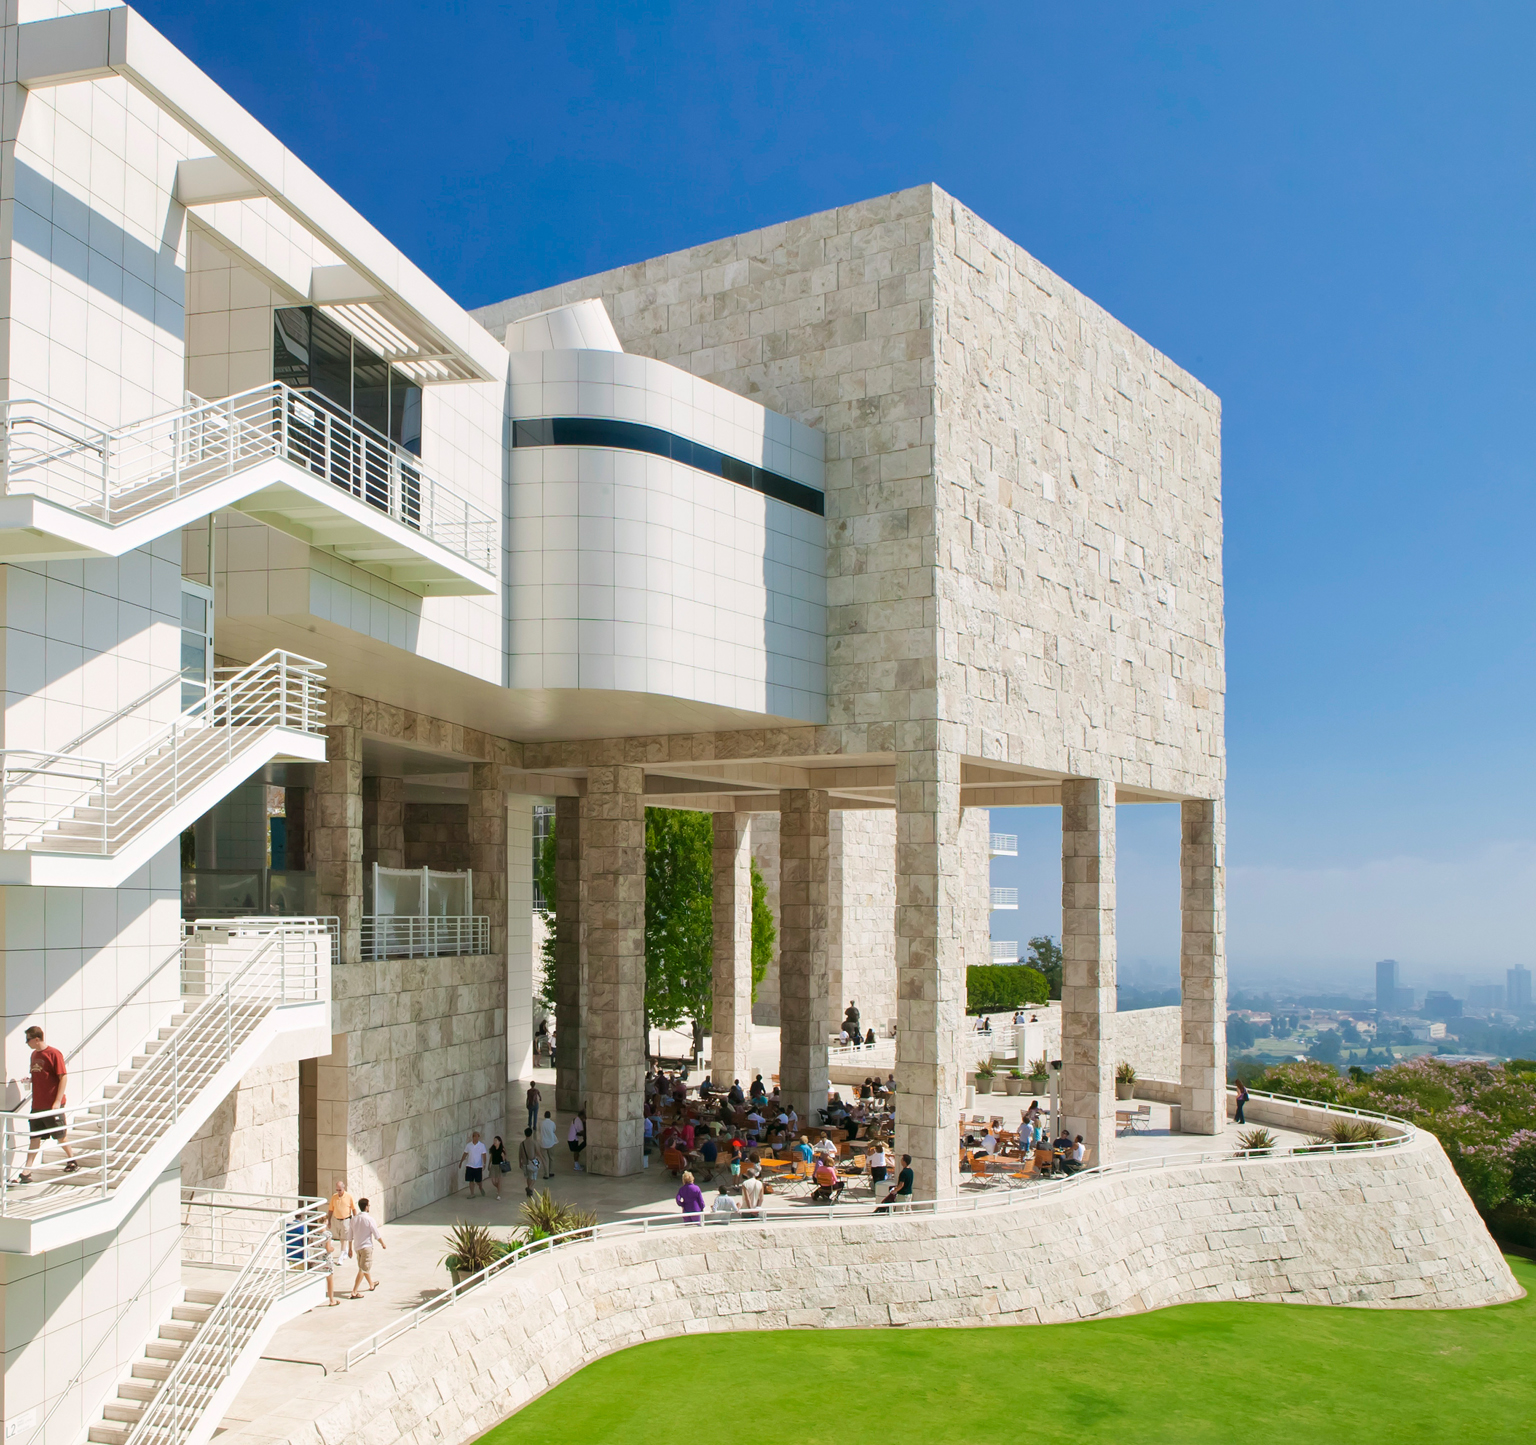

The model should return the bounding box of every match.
[829,810,898,1037]
[553,794,586,1111]
[403,804,470,869]
[223,1133,1515,1445]
[778,789,830,1117]
[710,812,752,1085]
[1181,798,1226,1131]
[582,766,645,1176]
[181,1063,298,1194]
[361,776,404,871]
[1061,778,1116,1159]
[1111,1006,1182,1084]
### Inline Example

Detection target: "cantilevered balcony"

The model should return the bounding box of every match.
[0,385,498,596]
[990,887,1019,911]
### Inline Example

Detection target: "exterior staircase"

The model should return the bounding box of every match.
[0,650,326,888]
[0,384,497,593]
[0,921,332,1254]
[89,1287,228,1445]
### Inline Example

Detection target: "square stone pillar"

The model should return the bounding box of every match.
[778,788,829,1119]
[582,765,645,1176]
[553,794,586,1112]
[1181,797,1227,1133]
[711,811,752,1086]
[894,749,965,1202]
[470,762,508,959]
[361,775,404,869]
[1061,777,1116,1164]
[314,693,362,970]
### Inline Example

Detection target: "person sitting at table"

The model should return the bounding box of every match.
[727,1078,746,1108]
[749,1075,767,1101]
[745,1107,765,1134]
[785,1105,799,1133]
[700,1132,719,1168]
[791,1135,814,1165]
[698,1076,715,1102]
[645,1070,659,1098]
[885,1073,897,1092]
[770,1082,783,1105]
[811,1159,844,1203]
[1064,1135,1087,1175]
[812,1133,838,1163]
[672,1076,688,1105]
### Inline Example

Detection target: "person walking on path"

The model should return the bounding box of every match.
[675,1170,705,1223]
[19,1026,78,1182]
[877,1154,915,1214]
[518,1128,541,1197]
[461,1131,489,1197]
[567,1112,586,1172]
[538,1110,558,1177]
[1235,1079,1250,1125]
[347,1199,385,1297]
[325,1179,357,1254]
[488,1135,508,1198]
[525,1081,541,1133]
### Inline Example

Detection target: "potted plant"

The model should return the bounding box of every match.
[1234,1127,1277,1159]
[441,1220,503,1287]
[1004,1068,1026,1096]
[1029,1055,1050,1090]
[1115,1062,1137,1101]
[974,1063,995,1095]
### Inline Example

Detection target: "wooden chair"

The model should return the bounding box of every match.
[663,1147,687,1177]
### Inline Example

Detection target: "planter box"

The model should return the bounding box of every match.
[974,1076,994,1094]
[1003,1077,1025,1096]
[1029,1076,1049,1094]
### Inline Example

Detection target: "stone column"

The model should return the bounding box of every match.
[470,762,508,959]
[894,748,965,1202]
[582,766,646,1176]
[1181,796,1227,1133]
[1061,777,1116,1164]
[506,795,535,1089]
[361,775,404,870]
[711,811,752,1087]
[553,794,585,1112]
[778,788,829,1121]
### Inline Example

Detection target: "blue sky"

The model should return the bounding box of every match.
[142,2,1536,992]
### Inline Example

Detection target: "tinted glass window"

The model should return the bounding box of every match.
[273,308,311,389]
[307,308,354,413]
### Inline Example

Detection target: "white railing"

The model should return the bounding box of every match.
[23,1188,325,1445]
[828,1025,1019,1071]
[990,887,1018,909]
[0,920,331,1218]
[989,833,1017,855]
[0,650,324,855]
[343,1087,1415,1371]
[0,384,499,575]
[119,1190,329,1445]
[362,914,490,959]
[827,1038,895,1068]
[990,940,1019,962]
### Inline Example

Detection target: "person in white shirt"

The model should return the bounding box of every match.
[538,1110,559,1177]
[738,1172,765,1217]
[460,1131,489,1196]
[812,1134,838,1161]
[709,1185,738,1223]
[868,1144,890,1187]
[348,1199,386,1297]
[983,1129,1001,1155]
[1066,1136,1087,1174]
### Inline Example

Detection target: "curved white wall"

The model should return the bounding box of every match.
[507,349,827,722]
[224,1128,1519,1445]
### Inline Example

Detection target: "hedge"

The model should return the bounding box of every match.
[966,964,1049,1015]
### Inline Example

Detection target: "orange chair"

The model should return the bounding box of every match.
[663,1147,687,1177]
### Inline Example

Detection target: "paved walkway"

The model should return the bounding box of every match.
[212,1095,1305,1436]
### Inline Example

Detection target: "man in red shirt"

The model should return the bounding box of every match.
[21,1026,77,1182]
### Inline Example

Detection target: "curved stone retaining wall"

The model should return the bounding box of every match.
[225,1129,1519,1445]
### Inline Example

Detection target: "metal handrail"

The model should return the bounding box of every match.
[361,913,490,959]
[0,920,331,1218]
[989,833,1017,854]
[118,1191,329,1445]
[0,384,498,574]
[990,887,1018,908]
[0,649,324,855]
[342,1088,1416,1370]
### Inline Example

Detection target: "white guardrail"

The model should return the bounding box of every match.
[362,914,490,959]
[0,384,499,574]
[0,920,332,1218]
[0,650,324,855]
[989,833,1017,855]
[343,1087,1410,1370]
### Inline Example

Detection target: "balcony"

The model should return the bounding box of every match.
[990,887,1019,911]
[0,385,498,596]
[990,833,1018,856]
[990,940,1020,964]
[362,914,490,959]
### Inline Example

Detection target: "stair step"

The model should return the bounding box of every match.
[158,1322,198,1343]
[103,1402,143,1424]
[170,1304,212,1324]
[89,1425,131,1444]
[184,1288,226,1306]
[132,1362,172,1382]
[146,1340,185,1361]
[118,1382,160,1403]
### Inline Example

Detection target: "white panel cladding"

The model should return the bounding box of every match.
[508,445,826,723]
[508,348,825,492]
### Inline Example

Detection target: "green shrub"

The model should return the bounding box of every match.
[966,964,1049,1014]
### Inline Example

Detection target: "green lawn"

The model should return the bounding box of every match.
[480,1254,1535,1445]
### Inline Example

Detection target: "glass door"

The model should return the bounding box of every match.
[181,579,214,715]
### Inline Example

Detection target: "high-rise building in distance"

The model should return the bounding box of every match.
[1510,966,1533,1010]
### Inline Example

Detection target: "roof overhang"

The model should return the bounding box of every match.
[18,6,505,385]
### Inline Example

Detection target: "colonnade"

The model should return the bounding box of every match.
[550,766,1227,1202]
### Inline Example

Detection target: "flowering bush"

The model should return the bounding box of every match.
[1255,1055,1536,1245]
